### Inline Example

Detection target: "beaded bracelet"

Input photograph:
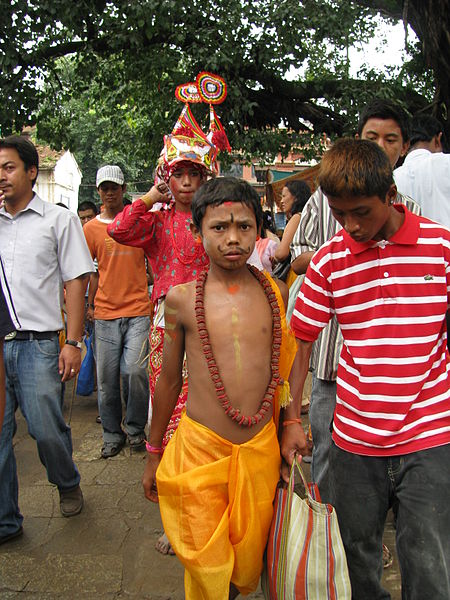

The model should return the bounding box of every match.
[282,418,302,427]
[145,442,163,455]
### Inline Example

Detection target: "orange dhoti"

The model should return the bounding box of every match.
[156,414,281,599]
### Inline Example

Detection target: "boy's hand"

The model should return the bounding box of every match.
[142,453,161,503]
[280,423,310,483]
[141,184,171,209]
[86,305,95,322]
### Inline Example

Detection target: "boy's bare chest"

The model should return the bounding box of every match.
[203,292,273,348]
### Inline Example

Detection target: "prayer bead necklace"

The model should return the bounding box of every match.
[195,265,284,427]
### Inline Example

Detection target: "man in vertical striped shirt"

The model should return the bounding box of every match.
[283,138,450,600]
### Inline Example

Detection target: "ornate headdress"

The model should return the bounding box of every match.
[156,72,231,183]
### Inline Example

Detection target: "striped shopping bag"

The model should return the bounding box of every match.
[262,458,351,599]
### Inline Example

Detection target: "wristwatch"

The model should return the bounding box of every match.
[65,339,82,349]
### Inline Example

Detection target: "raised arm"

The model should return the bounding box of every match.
[274,213,301,262]
[142,288,185,502]
[107,185,170,247]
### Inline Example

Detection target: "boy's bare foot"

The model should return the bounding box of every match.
[229,583,239,599]
[155,532,175,555]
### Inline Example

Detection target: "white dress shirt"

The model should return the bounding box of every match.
[394,148,450,227]
[0,194,94,331]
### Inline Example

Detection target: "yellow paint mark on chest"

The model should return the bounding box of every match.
[232,306,242,379]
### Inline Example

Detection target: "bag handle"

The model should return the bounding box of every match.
[288,455,311,500]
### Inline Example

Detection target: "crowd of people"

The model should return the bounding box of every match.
[0,95,448,600]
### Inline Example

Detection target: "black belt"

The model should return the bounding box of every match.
[5,330,59,341]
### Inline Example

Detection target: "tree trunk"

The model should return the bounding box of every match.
[356,0,450,142]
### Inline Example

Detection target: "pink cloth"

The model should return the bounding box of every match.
[255,237,279,274]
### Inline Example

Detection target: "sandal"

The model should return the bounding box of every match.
[128,433,146,451]
[101,440,125,458]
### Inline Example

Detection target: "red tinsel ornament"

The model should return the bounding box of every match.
[173,126,196,138]
[211,130,230,151]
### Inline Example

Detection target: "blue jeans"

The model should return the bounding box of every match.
[309,374,336,503]
[329,443,450,600]
[0,337,80,537]
[95,317,149,444]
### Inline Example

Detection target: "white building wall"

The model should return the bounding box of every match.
[34,151,82,213]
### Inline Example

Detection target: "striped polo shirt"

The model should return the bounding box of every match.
[290,188,420,381]
[291,206,450,456]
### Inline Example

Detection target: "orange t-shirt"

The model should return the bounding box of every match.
[83,216,151,320]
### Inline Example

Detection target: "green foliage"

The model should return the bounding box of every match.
[0,0,439,186]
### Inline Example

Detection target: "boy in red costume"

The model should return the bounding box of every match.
[108,111,217,553]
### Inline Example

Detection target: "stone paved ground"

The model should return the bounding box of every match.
[0,381,401,598]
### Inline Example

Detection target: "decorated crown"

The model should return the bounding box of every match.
[156,72,231,183]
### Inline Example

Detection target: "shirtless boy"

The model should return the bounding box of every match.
[142,176,305,599]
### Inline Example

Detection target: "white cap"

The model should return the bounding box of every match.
[96,165,125,188]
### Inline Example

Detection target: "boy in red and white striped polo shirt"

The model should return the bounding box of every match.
[282,138,450,600]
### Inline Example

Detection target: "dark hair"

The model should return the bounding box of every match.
[261,210,277,238]
[0,135,39,186]
[191,176,263,230]
[284,180,311,215]
[319,138,394,201]
[410,114,443,146]
[77,201,98,215]
[357,98,411,143]
[56,202,69,209]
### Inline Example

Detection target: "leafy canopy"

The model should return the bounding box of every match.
[1,0,441,199]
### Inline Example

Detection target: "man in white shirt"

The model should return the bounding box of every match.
[394,114,450,226]
[0,135,94,544]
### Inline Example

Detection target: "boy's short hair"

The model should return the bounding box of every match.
[319,138,394,201]
[77,201,98,215]
[191,176,263,230]
[410,114,443,146]
[0,135,39,186]
[357,98,411,143]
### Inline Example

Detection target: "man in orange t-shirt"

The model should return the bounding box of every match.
[83,166,151,458]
